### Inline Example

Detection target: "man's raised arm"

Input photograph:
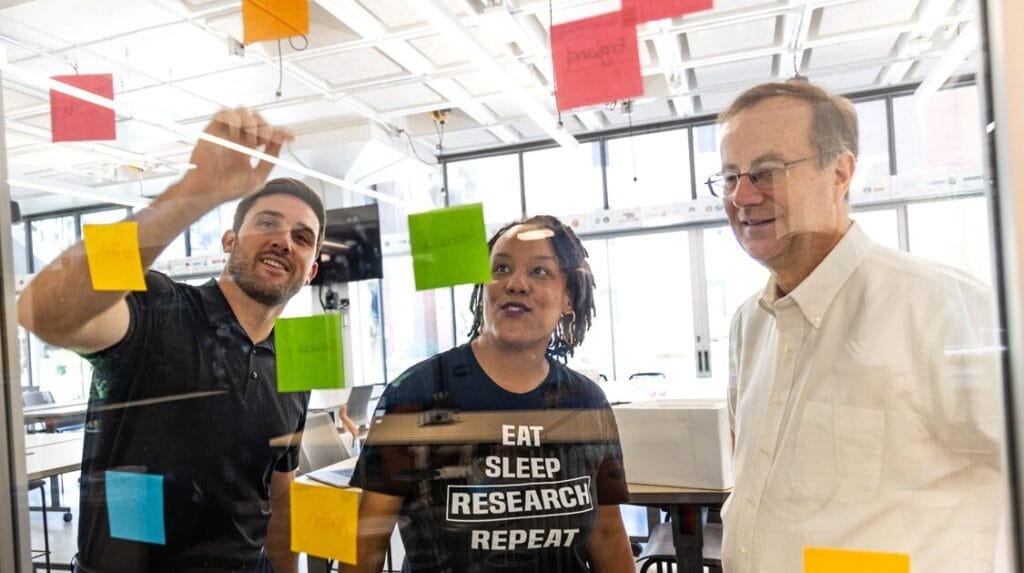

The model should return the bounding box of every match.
[17,108,293,354]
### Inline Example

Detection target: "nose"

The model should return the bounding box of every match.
[268,230,292,253]
[504,269,529,294]
[730,173,765,209]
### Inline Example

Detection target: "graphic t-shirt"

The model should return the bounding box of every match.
[351,344,629,573]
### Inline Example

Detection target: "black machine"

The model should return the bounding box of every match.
[311,204,383,285]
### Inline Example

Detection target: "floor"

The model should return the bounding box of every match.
[26,476,700,573]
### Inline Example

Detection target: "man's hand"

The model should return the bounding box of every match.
[177,108,295,204]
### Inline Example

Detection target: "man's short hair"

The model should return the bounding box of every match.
[719,80,859,168]
[232,178,326,247]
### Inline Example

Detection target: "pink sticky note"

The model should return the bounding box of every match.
[551,11,644,112]
[622,0,714,24]
[50,74,116,142]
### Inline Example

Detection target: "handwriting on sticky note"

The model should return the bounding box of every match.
[105,470,165,545]
[408,204,492,291]
[275,314,345,392]
[568,36,629,67]
[82,222,147,292]
[804,547,909,573]
[50,74,116,142]
[290,481,359,564]
[551,11,643,111]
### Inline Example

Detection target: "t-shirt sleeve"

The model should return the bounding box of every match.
[592,399,630,505]
[276,394,310,473]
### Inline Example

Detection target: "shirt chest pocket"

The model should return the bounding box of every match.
[790,401,886,503]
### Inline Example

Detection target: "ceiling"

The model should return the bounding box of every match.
[0,0,978,216]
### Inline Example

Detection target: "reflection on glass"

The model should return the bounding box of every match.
[28,333,92,402]
[606,129,691,208]
[188,202,238,257]
[79,208,129,229]
[692,123,722,199]
[850,208,899,250]
[349,279,386,384]
[523,143,603,216]
[848,99,891,201]
[908,196,993,284]
[30,216,76,272]
[702,225,768,384]
[893,86,983,175]
[446,155,522,224]
[567,239,614,380]
[12,222,28,276]
[378,164,444,235]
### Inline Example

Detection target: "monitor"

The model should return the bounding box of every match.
[311,204,383,285]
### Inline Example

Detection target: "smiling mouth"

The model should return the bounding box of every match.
[260,257,289,272]
[500,302,531,313]
[742,217,776,227]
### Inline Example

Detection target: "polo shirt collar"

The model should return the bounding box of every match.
[199,279,276,351]
[757,222,874,328]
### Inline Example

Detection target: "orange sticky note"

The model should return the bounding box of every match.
[243,0,309,43]
[804,547,909,572]
[82,222,147,291]
[50,74,116,142]
[290,481,358,564]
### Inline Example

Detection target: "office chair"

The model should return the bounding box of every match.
[28,478,52,572]
[636,508,723,573]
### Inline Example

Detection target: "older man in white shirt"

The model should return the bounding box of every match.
[711,80,1008,572]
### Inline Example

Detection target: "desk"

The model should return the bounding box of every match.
[627,484,731,573]
[23,400,88,431]
[25,432,83,523]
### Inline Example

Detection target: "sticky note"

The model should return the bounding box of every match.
[408,203,492,291]
[105,470,165,545]
[50,73,116,142]
[290,481,359,564]
[804,547,909,572]
[243,0,309,43]
[275,313,345,392]
[621,0,714,24]
[82,222,147,292]
[550,10,644,112]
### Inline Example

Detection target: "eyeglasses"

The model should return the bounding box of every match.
[705,155,818,198]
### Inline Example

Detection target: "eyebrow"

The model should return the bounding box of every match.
[492,253,558,263]
[254,210,316,235]
[721,151,786,171]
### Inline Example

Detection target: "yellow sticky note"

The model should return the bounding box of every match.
[243,0,309,44]
[82,222,147,291]
[804,547,909,572]
[290,481,359,564]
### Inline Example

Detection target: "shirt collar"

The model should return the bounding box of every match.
[757,222,874,328]
[198,279,276,351]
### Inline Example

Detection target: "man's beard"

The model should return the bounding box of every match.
[226,250,305,307]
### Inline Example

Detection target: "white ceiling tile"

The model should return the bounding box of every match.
[7,53,161,93]
[258,100,362,128]
[354,83,444,112]
[812,68,882,93]
[2,87,46,113]
[452,71,498,98]
[816,0,918,36]
[0,0,178,47]
[544,0,621,26]
[696,90,739,114]
[808,37,897,70]
[172,65,318,108]
[692,57,773,88]
[86,22,240,84]
[408,34,469,68]
[357,0,428,30]
[117,84,221,123]
[296,47,405,85]
[687,19,776,59]
[484,100,525,120]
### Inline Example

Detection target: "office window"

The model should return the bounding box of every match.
[849,99,892,203]
[907,196,993,284]
[893,85,984,175]
[453,284,475,346]
[188,201,239,257]
[523,142,603,217]
[446,154,522,224]
[703,225,769,384]
[692,123,722,199]
[606,232,696,381]
[29,215,76,272]
[79,208,128,229]
[851,208,900,250]
[606,129,692,208]
[348,279,386,385]
[378,164,444,235]
[566,238,614,381]
[11,222,28,276]
[381,255,455,381]
[27,334,92,403]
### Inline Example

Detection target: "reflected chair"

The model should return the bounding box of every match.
[636,507,723,573]
[28,478,52,572]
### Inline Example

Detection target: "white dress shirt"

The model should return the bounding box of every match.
[723,223,1008,573]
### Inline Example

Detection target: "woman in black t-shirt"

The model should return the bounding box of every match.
[347,215,634,573]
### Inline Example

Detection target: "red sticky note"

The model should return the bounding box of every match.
[622,0,714,24]
[50,74,116,143]
[243,0,309,43]
[551,11,644,112]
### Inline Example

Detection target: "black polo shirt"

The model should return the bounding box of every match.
[77,271,309,572]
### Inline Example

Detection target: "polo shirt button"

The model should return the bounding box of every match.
[759,445,770,455]
[251,371,258,380]
[740,546,748,555]
[783,345,793,354]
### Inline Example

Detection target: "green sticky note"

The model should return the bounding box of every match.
[275,314,345,393]
[408,203,492,291]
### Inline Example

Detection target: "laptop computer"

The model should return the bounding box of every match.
[345,384,374,429]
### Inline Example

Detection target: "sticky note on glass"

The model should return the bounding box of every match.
[408,203,491,291]
[243,0,309,43]
[621,0,714,24]
[82,222,147,292]
[804,547,909,572]
[105,470,165,545]
[275,313,345,392]
[290,481,359,564]
[551,10,644,112]
[50,73,116,142]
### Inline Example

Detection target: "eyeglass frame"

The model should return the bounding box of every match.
[705,155,818,198]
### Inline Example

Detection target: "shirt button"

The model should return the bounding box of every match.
[250,371,258,380]
[759,445,770,455]
[811,316,821,326]
[784,345,794,354]
[740,546,748,555]
[771,394,782,404]
[746,495,756,506]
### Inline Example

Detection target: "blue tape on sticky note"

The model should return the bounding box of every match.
[105,470,166,545]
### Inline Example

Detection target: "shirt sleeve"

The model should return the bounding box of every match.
[276,395,309,472]
[593,405,630,505]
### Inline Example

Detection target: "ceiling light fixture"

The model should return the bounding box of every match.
[8,179,151,208]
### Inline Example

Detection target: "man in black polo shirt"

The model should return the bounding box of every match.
[18,109,325,572]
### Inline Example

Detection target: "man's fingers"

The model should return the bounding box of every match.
[253,132,290,182]
[210,109,242,141]
[254,112,275,148]
[238,108,259,148]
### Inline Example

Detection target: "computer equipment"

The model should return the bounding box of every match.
[298,412,350,475]
[345,385,375,429]
[310,204,383,285]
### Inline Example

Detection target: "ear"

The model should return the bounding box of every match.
[832,152,856,202]
[221,229,237,253]
[305,261,319,285]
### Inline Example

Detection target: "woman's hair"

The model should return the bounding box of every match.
[468,214,596,361]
